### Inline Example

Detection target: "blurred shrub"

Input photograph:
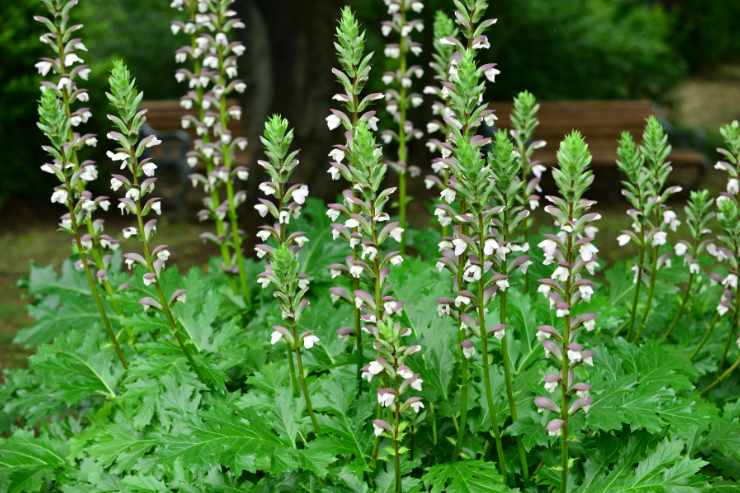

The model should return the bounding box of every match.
[666,0,740,71]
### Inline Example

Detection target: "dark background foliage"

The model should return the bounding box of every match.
[1,0,739,206]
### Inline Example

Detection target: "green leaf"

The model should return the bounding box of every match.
[0,432,67,493]
[422,460,513,493]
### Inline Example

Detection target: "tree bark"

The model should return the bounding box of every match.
[238,0,344,200]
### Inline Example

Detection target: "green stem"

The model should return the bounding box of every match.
[286,346,298,396]
[560,233,574,493]
[701,357,739,395]
[476,215,507,480]
[662,272,695,341]
[499,291,529,480]
[225,179,251,305]
[393,397,402,493]
[690,312,720,361]
[454,254,469,457]
[720,286,740,368]
[634,246,658,341]
[294,344,320,434]
[627,240,646,339]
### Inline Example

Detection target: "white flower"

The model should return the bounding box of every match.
[674,242,688,256]
[462,344,475,359]
[345,217,359,228]
[463,264,481,282]
[350,264,363,278]
[556,306,569,318]
[390,227,404,242]
[254,204,268,217]
[551,266,569,282]
[579,243,598,262]
[484,66,500,83]
[378,390,395,407]
[50,189,68,204]
[728,178,739,194]
[384,45,400,59]
[270,330,283,345]
[724,274,738,289]
[538,284,551,297]
[142,162,157,177]
[496,279,510,291]
[329,148,345,163]
[390,255,404,266]
[652,231,667,246]
[454,295,471,307]
[663,210,680,231]
[567,348,582,362]
[484,239,499,256]
[80,166,97,182]
[617,234,631,247]
[291,185,309,205]
[579,285,594,302]
[689,263,700,274]
[373,422,385,437]
[411,378,423,391]
[410,400,424,413]
[303,334,320,349]
[326,208,341,222]
[122,227,137,239]
[259,182,276,196]
[539,239,558,256]
[325,114,341,130]
[545,380,558,393]
[64,53,83,66]
[151,201,162,215]
[440,188,456,204]
[368,360,384,377]
[452,238,467,256]
[35,61,52,76]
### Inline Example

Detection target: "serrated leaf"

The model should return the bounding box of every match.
[422,460,512,493]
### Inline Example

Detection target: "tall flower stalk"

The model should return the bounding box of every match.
[489,131,533,479]
[327,119,415,492]
[326,7,384,392]
[633,117,681,340]
[172,0,251,305]
[662,190,714,340]
[424,11,458,238]
[254,115,318,433]
[171,0,231,267]
[536,132,598,493]
[34,0,126,368]
[106,60,211,387]
[434,48,507,476]
[615,131,650,336]
[703,121,740,389]
[380,0,425,251]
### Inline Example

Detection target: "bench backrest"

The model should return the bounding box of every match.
[142,99,247,137]
[491,100,654,166]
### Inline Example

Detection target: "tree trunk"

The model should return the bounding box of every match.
[238,0,344,200]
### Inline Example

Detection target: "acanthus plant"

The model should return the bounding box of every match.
[325,6,385,391]
[34,0,127,368]
[536,132,599,493]
[171,0,252,305]
[330,118,420,493]
[379,0,425,251]
[662,189,714,341]
[702,121,740,391]
[106,60,214,388]
[434,46,510,477]
[616,117,681,341]
[254,115,319,433]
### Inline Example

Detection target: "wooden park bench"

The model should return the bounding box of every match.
[490,100,707,187]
